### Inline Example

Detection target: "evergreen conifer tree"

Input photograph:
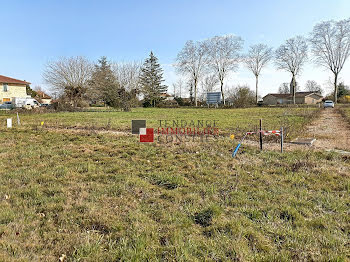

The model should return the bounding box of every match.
[139,52,167,107]
[88,56,119,106]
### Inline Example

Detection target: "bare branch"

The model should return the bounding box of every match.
[275,36,308,76]
[245,44,273,76]
[112,61,141,92]
[42,56,92,106]
[244,44,273,102]
[175,40,209,106]
[275,36,308,104]
[206,35,244,104]
[309,18,350,102]
[43,57,92,89]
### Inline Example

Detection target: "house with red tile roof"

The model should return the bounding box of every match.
[35,90,52,104]
[0,75,30,104]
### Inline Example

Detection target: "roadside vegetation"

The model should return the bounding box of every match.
[338,105,350,124]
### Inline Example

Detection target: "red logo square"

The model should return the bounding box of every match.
[140,128,154,142]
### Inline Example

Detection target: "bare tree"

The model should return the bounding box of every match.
[305,80,322,94]
[244,44,273,103]
[309,18,350,103]
[112,61,141,92]
[34,85,43,92]
[172,79,184,97]
[278,82,299,94]
[111,61,141,107]
[199,74,219,102]
[175,40,208,106]
[275,36,308,104]
[43,56,92,107]
[206,35,243,105]
[201,74,218,93]
[278,83,290,94]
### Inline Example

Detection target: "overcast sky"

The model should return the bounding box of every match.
[1,0,349,97]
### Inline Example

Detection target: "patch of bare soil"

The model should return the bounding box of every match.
[42,126,130,136]
[304,108,350,151]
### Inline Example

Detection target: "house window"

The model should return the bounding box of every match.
[3,83,8,92]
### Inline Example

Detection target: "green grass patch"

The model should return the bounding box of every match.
[0,124,348,261]
[0,107,319,139]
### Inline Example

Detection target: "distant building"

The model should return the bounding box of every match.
[35,90,52,104]
[263,92,323,105]
[0,75,30,103]
[160,93,175,101]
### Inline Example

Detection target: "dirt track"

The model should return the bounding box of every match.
[305,108,350,151]
[243,108,350,153]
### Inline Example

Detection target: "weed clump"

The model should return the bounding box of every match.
[194,209,214,227]
[194,206,222,227]
[279,210,295,223]
[149,173,184,190]
[290,160,316,172]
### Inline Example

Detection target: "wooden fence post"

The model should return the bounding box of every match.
[259,119,263,150]
[281,127,284,153]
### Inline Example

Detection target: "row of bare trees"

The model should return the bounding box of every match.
[175,35,244,106]
[175,18,350,104]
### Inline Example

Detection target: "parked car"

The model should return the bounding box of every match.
[0,101,14,110]
[323,100,335,108]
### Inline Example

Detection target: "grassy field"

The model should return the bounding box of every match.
[0,107,319,139]
[1,107,349,261]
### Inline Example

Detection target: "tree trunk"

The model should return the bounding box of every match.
[194,78,198,107]
[333,73,338,104]
[255,75,259,104]
[292,75,296,105]
[220,80,225,105]
[189,85,193,103]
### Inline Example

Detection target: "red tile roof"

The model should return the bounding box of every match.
[160,93,173,97]
[0,75,30,85]
[36,90,52,99]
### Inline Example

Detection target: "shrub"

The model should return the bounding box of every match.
[226,85,256,108]
[157,99,179,108]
